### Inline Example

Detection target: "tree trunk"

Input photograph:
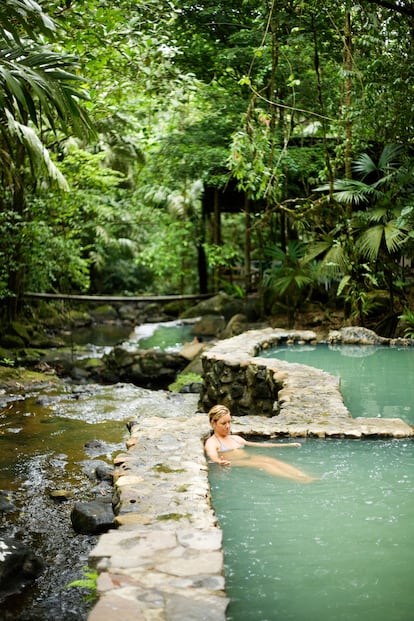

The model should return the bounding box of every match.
[344,11,353,182]
[244,194,251,293]
[212,189,221,292]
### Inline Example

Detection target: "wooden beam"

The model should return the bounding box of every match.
[23,292,213,304]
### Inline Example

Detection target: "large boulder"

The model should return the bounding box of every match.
[180,292,246,321]
[191,314,226,338]
[102,346,188,389]
[329,326,389,345]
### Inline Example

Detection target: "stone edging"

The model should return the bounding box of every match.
[87,402,229,621]
[87,328,413,621]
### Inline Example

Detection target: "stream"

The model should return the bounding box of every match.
[0,321,195,620]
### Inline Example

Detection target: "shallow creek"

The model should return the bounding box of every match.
[0,320,196,620]
[0,379,199,620]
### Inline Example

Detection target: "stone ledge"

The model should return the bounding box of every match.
[88,408,229,621]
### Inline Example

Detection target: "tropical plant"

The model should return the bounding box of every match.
[67,566,98,602]
[311,145,413,331]
[263,240,315,327]
[0,0,94,315]
[398,308,414,339]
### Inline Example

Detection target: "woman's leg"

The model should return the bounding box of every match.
[234,455,315,482]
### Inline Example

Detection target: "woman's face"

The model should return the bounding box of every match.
[212,413,231,436]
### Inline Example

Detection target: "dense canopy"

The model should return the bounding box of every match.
[1,0,413,335]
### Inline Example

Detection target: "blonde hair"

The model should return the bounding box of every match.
[208,404,230,424]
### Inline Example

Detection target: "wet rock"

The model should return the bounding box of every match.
[0,491,17,515]
[71,500,116,535]
[117,304,139,322]
[179,382,203,394]
[48,489,74,501]
[70,365,91,381]
[0,536,44,601]
[90,305,119,322]
[102,347,188,389]
[192,314,226,338]
[222,313,248,338]
[330,326,389,345]
[95,464,114,483]
[84,439,106,453]
[181,291,243,321]
[79,458,112,481]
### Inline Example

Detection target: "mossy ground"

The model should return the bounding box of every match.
[0,365,62,391]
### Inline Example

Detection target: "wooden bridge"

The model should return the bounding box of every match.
[24,292,213,304]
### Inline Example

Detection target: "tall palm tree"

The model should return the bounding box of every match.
[0,0,94,191]
[0,0,94,314]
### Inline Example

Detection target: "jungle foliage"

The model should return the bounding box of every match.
[1,0,414,335]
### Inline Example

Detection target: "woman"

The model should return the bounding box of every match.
[204,404,315,482]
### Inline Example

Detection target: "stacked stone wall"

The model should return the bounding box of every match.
[200,355,282,416]
[198,328,318,416]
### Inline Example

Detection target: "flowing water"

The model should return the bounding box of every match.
[129,320,195,351]
[0,321,197,620]
[210,344,414,621]
[0,383,131,620]
[2,330,413,621]
[0,381,197,620]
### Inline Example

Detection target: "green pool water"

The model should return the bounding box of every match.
[210,345,414,621]
[262,343,414,425]
[210,440,413,621]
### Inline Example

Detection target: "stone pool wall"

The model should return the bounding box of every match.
[199,328,318,416]
[87,327,413,621]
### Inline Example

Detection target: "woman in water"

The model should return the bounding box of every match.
[205,404,315,482]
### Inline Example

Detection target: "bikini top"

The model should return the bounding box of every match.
[215,436,243,453]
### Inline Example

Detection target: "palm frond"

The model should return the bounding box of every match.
[352,152,377,180]
[383,221,408,254]
[0,45,94,136]
[302,239,334,264]
[318,243,349,277]
[0,0,56,44]
[6,109,69,190]
[355,225,383,261]
[315,178,381,205]
[377,144,404,172]
[337,274,351,296]
[356,220,407,261]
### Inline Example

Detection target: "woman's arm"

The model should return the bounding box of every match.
[243,439,301,448]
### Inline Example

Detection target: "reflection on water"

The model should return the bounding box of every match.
[262,344,414,425]
[210,439,414,621]
[0,388,129,620]
[212,343,414,621]
[60,324,131,347]
[0,318,198,619]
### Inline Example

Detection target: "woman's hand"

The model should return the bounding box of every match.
[218,456,231,465]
